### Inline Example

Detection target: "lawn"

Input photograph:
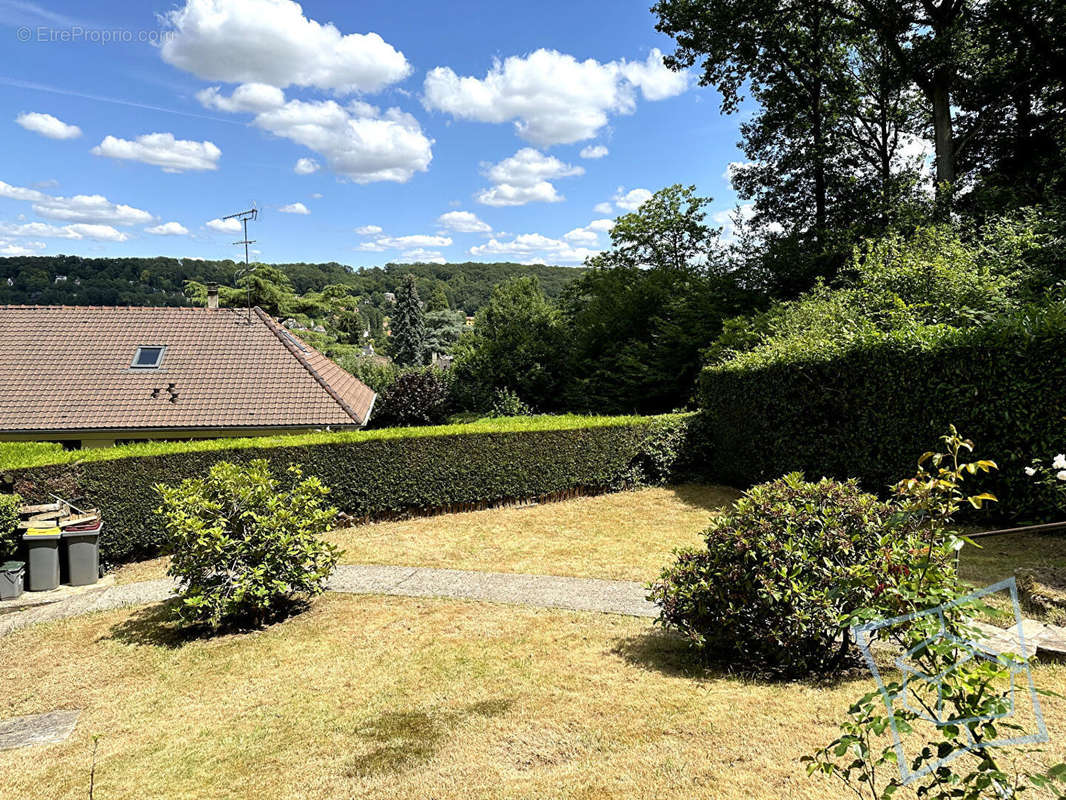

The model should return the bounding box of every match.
[114,484,740,585]
[9,485,1066,798]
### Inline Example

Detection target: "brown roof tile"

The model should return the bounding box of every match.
[0,305,375,432]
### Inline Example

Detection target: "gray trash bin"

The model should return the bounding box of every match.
[22,527,61,591]
[0,561,24,600]
[62,522,102,587]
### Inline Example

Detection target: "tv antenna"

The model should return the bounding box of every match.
[223,206,259,321]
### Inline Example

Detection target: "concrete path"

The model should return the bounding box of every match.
[0,565,656,637]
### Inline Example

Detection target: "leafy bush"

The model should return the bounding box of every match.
[156,460,340,629]
[650,473,902,675]
[698,302,1066,519]
[7,414,692,564]
[801,432,1066,798]
[652,428,988,677]
[488,388,533,417]
[0,493,20,561]
[336,355,400,395]
[372,368,450,427]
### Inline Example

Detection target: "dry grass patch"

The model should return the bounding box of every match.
[329,484,738,582]
[111,484,736,586]
[2,594,1065,799]
[959,532,1066,588]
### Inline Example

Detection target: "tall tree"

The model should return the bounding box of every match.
[451,276,567,411]
[390,274,428,366]
[563,185,756,412]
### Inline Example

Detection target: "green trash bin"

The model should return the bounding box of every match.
[0,560,24,600]
[62,521,102,587]
[22,527,61,591]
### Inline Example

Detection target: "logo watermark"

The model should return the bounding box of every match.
[15,26,176,45]
[854,577,1048,786]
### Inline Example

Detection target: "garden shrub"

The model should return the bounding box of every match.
[0,493,20,561]
[372,368,451,427]
[650,473,906,676]
[488,388,533,417]
[697,303,1066,519]
[156,460,339,629]
[5,414,692,564]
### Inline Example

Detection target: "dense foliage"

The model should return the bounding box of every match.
[801,432,1066,798]
[450,276,569,412]
[0,493,20,561]
[0,256,583,315]
[699,301,1066,519]
[156,460,339,629]
[654,0,1066,292]
[372,369,450,427]
[6,415,692,564]
[650,474,904,675]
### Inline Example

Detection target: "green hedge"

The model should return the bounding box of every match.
[2,414,693,564]
[698,306,1066,519]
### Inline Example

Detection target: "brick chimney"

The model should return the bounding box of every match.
[207,283,219,309]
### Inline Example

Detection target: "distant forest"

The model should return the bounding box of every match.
[0,256,584,315]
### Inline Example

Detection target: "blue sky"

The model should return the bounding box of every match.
[0,0,749,267]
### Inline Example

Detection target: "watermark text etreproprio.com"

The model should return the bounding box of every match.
[15,26,176,45]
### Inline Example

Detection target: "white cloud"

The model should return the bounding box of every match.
[145,221,190,236]
[612,187,653,211]
[310,192,323,199]
[356,241,387,252]
[438,210,491,233]
[0,240,43,256]
[35,194,152,226]
[0,221,129,242]
[587,218,615,232]
[593,201,613,215]
[375,234,452,249]
[197,82,285,113]
[396,248,446,264]
[91,133,221,173]
[278,202,310,214]
[424,48,688,146]
[0,181,47,202]
[293,157,320,175]
[64,223,129,242]
[161,0,411,93]
[563,227,599,246]
[206,217,242,233]
[0,181,153,226]
[16,112,82,140]
[355,224,382,235]
[579,144,608,159]
[253,99,433,183]
[476,148,583,207]
[469,232,599,264]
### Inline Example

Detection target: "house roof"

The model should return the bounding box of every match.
[0,305,375,433]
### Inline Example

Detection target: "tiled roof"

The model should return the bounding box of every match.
[0,305,375,432]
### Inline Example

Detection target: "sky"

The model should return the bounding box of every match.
[0,0,751,268]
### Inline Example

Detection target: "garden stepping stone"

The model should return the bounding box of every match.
[0,710,81,751]
[971,619,1066,659]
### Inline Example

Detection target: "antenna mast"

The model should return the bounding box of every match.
[223,206,259,322]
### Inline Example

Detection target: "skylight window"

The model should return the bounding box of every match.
[131,346,166,369]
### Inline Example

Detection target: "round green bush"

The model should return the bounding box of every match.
[156,460,340,630]
[650,473,899,676]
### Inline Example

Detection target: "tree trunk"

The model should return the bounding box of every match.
[930,74,955,205]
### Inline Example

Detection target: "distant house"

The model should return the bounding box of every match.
[0,301,376,449]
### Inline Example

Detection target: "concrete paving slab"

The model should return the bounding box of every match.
[0,710,81,751]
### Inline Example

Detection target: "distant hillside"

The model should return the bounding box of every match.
[0,256,585,315]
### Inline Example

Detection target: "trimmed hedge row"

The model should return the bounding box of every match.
[2,414,693,564]
[698,306,1066,519]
